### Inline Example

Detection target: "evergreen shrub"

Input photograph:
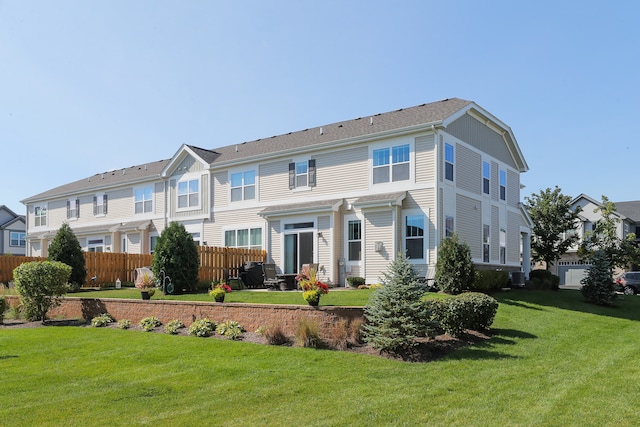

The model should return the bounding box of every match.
[435,234,476,294]
[48,223,87,290]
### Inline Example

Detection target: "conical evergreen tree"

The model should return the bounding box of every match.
[48,222,86,288]
[152,222,199,294]
[435,233,475,294]
[362,254,433,358]
[581,250,616,306]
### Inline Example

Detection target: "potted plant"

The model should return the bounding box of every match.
[135,272,156,300]
[209,281,232,302]
[296,266,329,306]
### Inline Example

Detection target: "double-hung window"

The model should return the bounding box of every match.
[500,229,506,264]
[288,159,316,189]
[372,144,410,184]
[10,232,25,247]
[230,170,256,202]
[67,198,79,219]
[225,227,263,250]
[499,170,507,201]
[405,214,425,260]
[445,216,455,238]
[178,178,199,209]
[94,194,108,215]
[483,224,490,263]
[444,143,454,181]
[347,219,362,261]
[135,187,153,214]
[34,205,47,227]
[482,162,490,195]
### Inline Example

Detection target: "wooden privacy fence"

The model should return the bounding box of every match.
[0,247,266,287]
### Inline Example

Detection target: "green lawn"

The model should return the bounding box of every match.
[2,289,639,426]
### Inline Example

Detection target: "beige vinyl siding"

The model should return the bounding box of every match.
[106,187,135,219]
[404,188,436,265]
[202,207,265,247]
[213,171,229,207]
[415,134,435,184]
[363,209,392,284]
[154,182,165,215]
[175,154,204,174]
[446,113,518,169]
[127,232,142,254]
[259,159,289,202]
[456,194,482,259]
[507,170,520,208]
[491,205,500,261]
[456,144,481,194]
[313,146,369,196]
[317,215,331,282]
[438,135,444,182]
[507,210,521,264]
[268,220,282,265]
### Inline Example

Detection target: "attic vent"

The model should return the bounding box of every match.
[235,145,238,152]
[122,169,126,175]
[101,174,104,179]
[320,127,324,135]
[370,117,373,125]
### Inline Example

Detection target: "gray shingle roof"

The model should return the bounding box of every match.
[23,98,472,203]
[614,201,640,222]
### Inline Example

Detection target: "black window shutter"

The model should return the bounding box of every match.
[93,196,97,215]
[308,159,316,187]
[66,200,70,218]
[103,194,108,214]
[288,162,295,189]
[75,199,80,218]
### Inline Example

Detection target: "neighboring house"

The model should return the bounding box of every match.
[22,98,531,285]
[553,194,640,285]
[0,205,26,256]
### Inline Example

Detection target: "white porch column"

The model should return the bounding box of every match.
[521,231,531,279]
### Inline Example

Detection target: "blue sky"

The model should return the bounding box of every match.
[2,1,639,215]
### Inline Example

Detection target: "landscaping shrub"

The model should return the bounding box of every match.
[363,254,433,358]
[165,319,185,335]
[256,323,289,346]
[13,261,72,322]
[346,276,366,288]
[295,318,321,348]
[528,269,560,290]
[581,250,616,306]
[47,223,87,290]
[91,313,114,327]
[473,270,509,292]
[117,319,132,330]
[216,320,244,340]
[139,316,162,332]
[426,292,499,337]
[435,233,476,294]
[188,318,216,337]
[152,222,199,294]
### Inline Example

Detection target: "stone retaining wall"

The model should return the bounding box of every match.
[3,295,364,339]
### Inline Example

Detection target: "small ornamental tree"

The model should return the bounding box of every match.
[151,222,199,294]
[48,222,86,290]
[435,233,475,294]
[13,261,72,322]
[362,254,434,358]
[581,250,616,306]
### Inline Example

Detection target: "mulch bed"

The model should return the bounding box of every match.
[1,318,490,363]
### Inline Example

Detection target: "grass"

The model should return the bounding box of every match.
[2,289,640,426]
[65,287,378,306]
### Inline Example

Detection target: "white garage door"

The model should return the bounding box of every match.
[558,265,588,286]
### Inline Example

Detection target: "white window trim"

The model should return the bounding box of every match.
[482,161,490,195]
[223,223,265,250]
[444,142,455,182]
[499,169,507,201]
[133,185,154,216]
[344,213,363,266]
[10,231,26,247]
[95,192,107,217]
[291,156,312,192]
[229,168,257,203]
[176,174,201,211]
[34,204,47,228]
[369,140,414,187]
[403,209,427,263]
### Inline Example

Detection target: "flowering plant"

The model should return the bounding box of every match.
[297,266,328,305]
[209,282,231,302]
[135,272,156,296]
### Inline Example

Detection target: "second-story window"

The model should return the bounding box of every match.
[135,187,153,214]
[231,170,256,202]
[34,205,47,227]
[178,178,199,209]
[500,170,507,201]
[483,162,490,195]
[289,159,316,189]
[94,194,108,216]
[67,198,80,219]
[444,143,454,181]
[483,224,490,263]
[373,144,410,184]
